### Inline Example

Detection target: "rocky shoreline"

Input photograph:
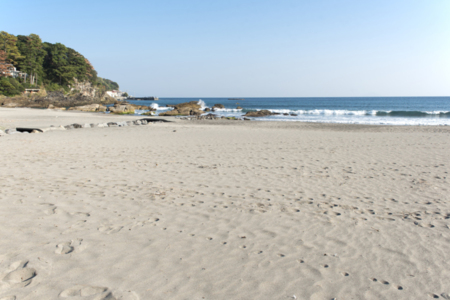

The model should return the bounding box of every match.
[1,95,293,121]
[0,117,169,137]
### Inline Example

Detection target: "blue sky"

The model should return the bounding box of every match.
[1,0,449,97]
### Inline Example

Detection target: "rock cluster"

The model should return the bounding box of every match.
[0,91,119,109]
[63,119,150,130]
[180,114,250,121]
[180,113,220,120]
[0,118,167,138]
[159,101,203,116]
[67,104,107,112]
[107,104,135,114]
[243,110,273,117]
[63,102,156,114]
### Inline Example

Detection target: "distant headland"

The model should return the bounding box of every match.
[0,31,121,105]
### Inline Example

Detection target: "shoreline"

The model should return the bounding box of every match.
[1,107,450,135]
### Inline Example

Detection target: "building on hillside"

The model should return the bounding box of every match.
[106,90,126,99]
[0,64,27,79]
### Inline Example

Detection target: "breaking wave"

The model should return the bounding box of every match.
[264,109,450,118]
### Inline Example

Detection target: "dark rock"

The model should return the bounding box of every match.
[283,113,289,116]
[244,110,273,117]
[212,104,225,109]
[290,113,298,116]
[204,108,211,112]
[159,101,202,116]
[237,106,242,109]
[72,124,83,129]
[107,122,118,127]
[108,104,135,114]
[194,113,217,120]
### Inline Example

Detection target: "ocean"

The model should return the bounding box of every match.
[127,97,450,126]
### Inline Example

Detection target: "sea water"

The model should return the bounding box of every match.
[128,97,450,126]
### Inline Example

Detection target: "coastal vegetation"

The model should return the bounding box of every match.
[0,31,118,97]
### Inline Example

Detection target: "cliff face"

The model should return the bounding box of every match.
[69,78,101,98]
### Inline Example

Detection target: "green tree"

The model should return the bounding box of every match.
[16,34,45,85]
[43,42,70,85]
[0,31,24,65]
[0,50,9,76]
[0,77,23,96]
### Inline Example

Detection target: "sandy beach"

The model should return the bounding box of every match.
[0,108,449,300]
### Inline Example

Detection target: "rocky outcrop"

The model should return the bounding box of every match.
[68,104,107,112]
[127,103,156,111]
[244,110,273,117]
[48,104,66,110]
[212,104,225,110]
[1,101,19,107]
[159,101,203,116]
[68,78,98,98]
[0,91,119,109]
[106,103,155,114]
[108,103,135,114]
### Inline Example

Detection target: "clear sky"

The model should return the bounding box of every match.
[1,0,449,97]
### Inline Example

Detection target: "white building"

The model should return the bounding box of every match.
[0,64,27,79]
[106,90,125,98]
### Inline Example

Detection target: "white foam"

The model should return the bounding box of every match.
[260,115,450,126]
[268,109,375,116]
[424,111,450,114]
[197,99,208,110]
[213,108,243,112]
[149,103,172,111]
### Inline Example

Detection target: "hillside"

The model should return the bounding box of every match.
[0,31,118,97]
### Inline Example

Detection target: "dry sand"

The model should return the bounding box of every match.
[0,108,449,300]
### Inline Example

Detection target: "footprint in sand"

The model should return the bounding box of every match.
[371,278,390,285]
[1,261,37,289]
[40,203,57,215]
[98,225,123,235]
[55,239,85,255]
[414,222,435,228]
[69,212,91,217]
[62,220,88,234]
[60,285,139,300]
[59,285,110,298]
